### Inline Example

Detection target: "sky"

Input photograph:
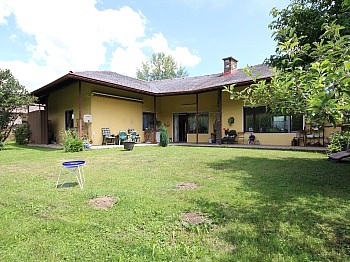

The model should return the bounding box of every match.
[0,0,290,91]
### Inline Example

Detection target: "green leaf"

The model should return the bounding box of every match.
[344,61,350,70]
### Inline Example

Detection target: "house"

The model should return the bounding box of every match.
[30,56,337,146]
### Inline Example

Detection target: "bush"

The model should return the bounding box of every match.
[0,141,4,150]
[222,136,236,144]
[14,123,31,145]
[327,131,350,154]
[160,126,169,147]
[62,130,84,152]
[222,129,237,144]
[228,130,237,136]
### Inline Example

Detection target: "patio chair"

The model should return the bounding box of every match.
[130,131,137,142]
[102,128,115,145]
[118,131,127,145]
[236,132,245,144]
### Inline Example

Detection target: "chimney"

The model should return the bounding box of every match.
[223,56,238,74]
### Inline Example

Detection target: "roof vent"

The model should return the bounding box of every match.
[222,57,238,74]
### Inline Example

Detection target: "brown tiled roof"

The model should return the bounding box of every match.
[150,64,272,95]
[32,64,272,97]
[72,71,153,92]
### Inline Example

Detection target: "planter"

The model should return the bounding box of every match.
[144,130,156,143]
[123,141,135,151]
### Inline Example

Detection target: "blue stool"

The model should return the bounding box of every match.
[56,160,85,189]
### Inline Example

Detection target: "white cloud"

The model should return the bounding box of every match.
[0,0,12,25]
[171,47,201,67]
[142,33,201,68]
[0,60,63,90]
[110,46,147,77]
[0,0,200,91]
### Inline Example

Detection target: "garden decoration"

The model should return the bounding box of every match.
[228,116,235,126]
[56,160,85,189]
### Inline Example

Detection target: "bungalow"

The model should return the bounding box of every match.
[29,56,337,146]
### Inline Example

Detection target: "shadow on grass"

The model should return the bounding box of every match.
[8,143,63,152]
[56,182,79,188]
[194,156,350,260]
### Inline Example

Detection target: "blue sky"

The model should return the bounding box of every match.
[0,0,290,91]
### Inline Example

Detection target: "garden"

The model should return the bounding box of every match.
[0,142,350,261]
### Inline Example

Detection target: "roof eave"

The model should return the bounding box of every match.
[154,76,272,96]
[31,72,156,97]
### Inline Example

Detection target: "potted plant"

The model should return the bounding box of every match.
[123,139,135,150]
[144,127,155,143]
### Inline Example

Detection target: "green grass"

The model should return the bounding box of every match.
[0,142,350,261]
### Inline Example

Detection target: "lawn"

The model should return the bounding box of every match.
[0,143,349,261]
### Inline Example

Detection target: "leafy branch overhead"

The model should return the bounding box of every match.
[224,22,350,128]
[267,0,350,69]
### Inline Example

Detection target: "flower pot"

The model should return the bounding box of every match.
[123,141,135,151]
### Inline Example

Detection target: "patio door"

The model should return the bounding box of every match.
[65,109,74,130]
[173,113,187,142]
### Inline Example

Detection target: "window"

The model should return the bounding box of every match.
[244,106,303,133]
[65,109,74,130]
[143,112,155,131]
[187,112,209,133]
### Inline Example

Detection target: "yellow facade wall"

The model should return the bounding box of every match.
[48,82,91,144]
[88,83,154,144]
[47,81,155,145]
[90,95,143,144]
[222,91,244,134]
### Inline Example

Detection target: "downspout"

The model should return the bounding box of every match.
[196,93,199,144]
[44,96,49,144]
[153,96,157,143]
[217,90,222,144]
[78,81,82,138]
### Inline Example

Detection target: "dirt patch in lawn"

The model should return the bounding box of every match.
[89,196,117,210]
[181,212,209,224]
[176,182,198,190]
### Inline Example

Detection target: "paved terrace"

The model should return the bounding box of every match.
[28,142,328,153]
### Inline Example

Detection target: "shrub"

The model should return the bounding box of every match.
[14,123,31,145]
[62,130,84,152]
[0,141,4,150]
[228,130,237,136]
[160,126,169,147]
[327,131,350,154]
[222,129,237,144]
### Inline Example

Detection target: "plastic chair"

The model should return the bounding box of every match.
[118,131,127,145]
[56,160,85,189]
[130,131,137,142]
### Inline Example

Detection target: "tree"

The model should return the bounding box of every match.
[267,0,350,68]
[225,23,350,128]
[0,69,36,142]
[136,52,189,81]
